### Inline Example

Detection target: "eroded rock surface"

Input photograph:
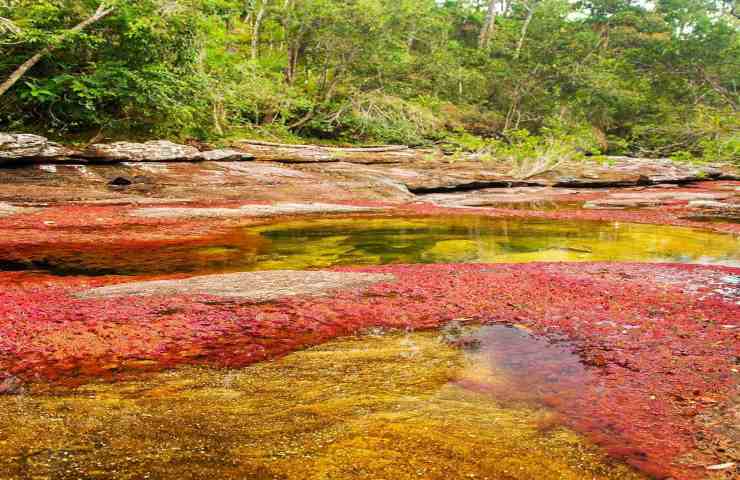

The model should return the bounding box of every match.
[0,202,34,218]
[1,133,738,207]
[685,200,740,222]
[419,187,585,208]
[80,140,200,162]
[193,149,253,162]
[78,270,395,301]
[235,141,427,164]
[551,157,723,187]
[0,133,78,163]
[132,202,383,219]
[583,190,735,210]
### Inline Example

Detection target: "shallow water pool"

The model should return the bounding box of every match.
[3,216,740,275]
[0,328,649,480]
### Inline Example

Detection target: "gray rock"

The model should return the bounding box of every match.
[194,149,254,162]
[689,200,740,211]
[610,192,731,201]
[0,202,34,218]
[0,133,77,162]
[132,202,383,219]
[78,270,396,301]
[80,140,200,162]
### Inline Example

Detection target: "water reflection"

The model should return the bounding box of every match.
[247,216,740,270]
[456,325,589,407]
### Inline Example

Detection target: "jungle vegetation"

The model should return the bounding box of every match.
[0,0,738,162]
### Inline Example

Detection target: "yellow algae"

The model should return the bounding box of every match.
[0,331,646,480]
[7,215,739,275]
[245,215,740,269]
[193,246,242,256]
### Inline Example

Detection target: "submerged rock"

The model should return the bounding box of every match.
[0,374,23,395]
[583,199,663,210]
[77,270,395,301]
[0,331,647,480]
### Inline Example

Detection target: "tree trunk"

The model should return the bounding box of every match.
[282,0,302,85]
[285,30,304,85]
[251,1,268,61]
[288,69,342,130]
[0,2,114,98]
[478,1,498,49]
[514,4,535,60]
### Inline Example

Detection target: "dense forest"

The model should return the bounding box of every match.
[0,0,738,162]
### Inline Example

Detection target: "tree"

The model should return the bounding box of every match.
[0,0,736,160]
[479,0,499,48]
[0,2,114,98]
[514,0,539,59]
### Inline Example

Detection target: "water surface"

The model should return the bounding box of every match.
[0,329,647,480]
[3,216,739,275]
[246,216,740,270]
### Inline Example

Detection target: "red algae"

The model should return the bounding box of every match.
[0,185,739,479]
[1,262,738,479]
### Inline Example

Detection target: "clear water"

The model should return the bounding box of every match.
[0,328,648,480]
[4,216,739,275]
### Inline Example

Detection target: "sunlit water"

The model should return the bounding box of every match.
[4,216,740,275]
[0,329,647,479]
[3,215,738,478]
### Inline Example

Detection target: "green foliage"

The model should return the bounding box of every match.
[0,0,737,155]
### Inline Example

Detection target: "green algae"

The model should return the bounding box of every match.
[243,216,740,270]
[0,330,646,480]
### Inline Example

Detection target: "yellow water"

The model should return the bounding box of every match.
[0,330,646,479]
[240,216,740,270]
[6,216,738,275]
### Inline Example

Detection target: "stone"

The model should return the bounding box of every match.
[109,177,133,186]
[0,161,413,204]
[0,202,34,218]
[2,135,738,205]
[131,202,383,219]
[236,141,425,164]
[689,200,740,211]
[583,199,662,210]
[0,133,77,163]
[419,187,582,208]
[583,190,734,210]
[0,374,23,395]
[80,140,200,162]
[193,149,254,162]
[610,192,732,201]
[78,270,396,301]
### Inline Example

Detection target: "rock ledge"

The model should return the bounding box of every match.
[78,270,396,301]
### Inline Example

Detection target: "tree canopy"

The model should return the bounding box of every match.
[0,0,738,161]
